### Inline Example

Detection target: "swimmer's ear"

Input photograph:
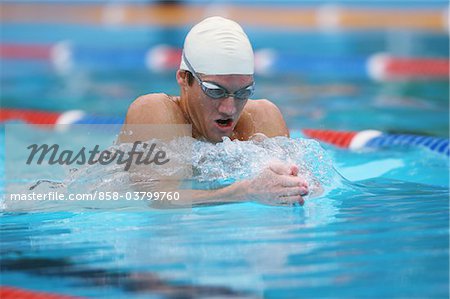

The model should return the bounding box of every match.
[176,70,188,89]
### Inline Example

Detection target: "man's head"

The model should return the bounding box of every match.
[179,16,254,75]
[176,16,255,142]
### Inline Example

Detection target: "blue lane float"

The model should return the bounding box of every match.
[301,129,449,157]
[366,134,449,156]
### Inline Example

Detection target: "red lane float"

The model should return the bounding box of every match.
[0,108,121,125]
[302,129,358,148]
[367,53,449,81]
[300,129,383,150]
[0,286,82,299]
[0,43,52,60]
[0,108,88,126]
[0,108,61,125]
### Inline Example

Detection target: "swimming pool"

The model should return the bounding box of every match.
[1,1,449,298]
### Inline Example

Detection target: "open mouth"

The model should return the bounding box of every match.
[215,118,233,128]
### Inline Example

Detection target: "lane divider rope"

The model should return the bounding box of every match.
[1,108,448,156]
[2,43,448,80]
[0,286,81,299]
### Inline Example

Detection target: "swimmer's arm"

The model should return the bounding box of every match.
[151,162,308,208]
[149,180,250,208]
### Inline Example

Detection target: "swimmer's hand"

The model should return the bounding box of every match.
[141,162,311,208]
[239,161,309,206]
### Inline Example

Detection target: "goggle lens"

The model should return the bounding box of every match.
[201,82,254,101]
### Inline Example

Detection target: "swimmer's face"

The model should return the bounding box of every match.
[183,73,253,142]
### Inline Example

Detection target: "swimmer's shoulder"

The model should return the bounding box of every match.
[244,98,279,114]
[242,99,289,138]
[124,93,186,125]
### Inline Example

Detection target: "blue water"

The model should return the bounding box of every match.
[1,175,449,298]
[1,2,449,298]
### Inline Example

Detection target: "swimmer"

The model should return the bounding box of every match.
[120,16,309,207]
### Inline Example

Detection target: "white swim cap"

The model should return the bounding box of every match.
[180,16,254,75]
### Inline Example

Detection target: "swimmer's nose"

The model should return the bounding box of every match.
[217,96,237,115]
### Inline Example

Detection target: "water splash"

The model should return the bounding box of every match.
[191,136,337,186]
[64,136,343,194]
[4,136,345,211]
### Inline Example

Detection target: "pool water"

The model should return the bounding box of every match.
[1,3,449,298]
[1,124,448,298]
[1,166,448,298]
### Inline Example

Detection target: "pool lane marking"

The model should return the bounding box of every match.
[3,43,448,80]
[1,109,448,156]
[0,286,82,299]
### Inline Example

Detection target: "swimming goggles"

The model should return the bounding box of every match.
[182,52,255,101]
